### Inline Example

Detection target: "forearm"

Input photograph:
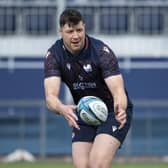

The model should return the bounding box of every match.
[113,88,127,111]
[104,75,128,111]
[46,95,65,115]
[105,75,127,129]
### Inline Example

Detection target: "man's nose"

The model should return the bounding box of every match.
[72,31,79,38]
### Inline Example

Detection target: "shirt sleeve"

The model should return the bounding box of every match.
[99,45,120,78]
[44,49,61,78]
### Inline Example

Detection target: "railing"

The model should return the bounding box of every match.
[0,100,47,158]
[118,99,168,156]
[0,0,168,35]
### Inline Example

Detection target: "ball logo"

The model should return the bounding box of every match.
[93,103,106,115]
[80,109,100,125]
[80,110,90,123]
[89,101,108,122]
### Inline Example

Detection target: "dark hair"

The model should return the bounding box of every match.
[59,9,84,27]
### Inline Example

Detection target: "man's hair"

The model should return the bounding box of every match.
[59,9,84,27]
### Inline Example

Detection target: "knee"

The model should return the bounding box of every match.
[73,158,89,168]
[89,157,107,168]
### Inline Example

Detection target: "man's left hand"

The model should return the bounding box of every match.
[114,104,127,129]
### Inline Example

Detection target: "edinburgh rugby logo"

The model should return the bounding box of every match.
[83,64,92,72]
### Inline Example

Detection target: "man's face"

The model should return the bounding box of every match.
[60,21,85,55]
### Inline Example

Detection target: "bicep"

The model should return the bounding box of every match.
[44,50,61,78]
[99,45,120,78]
[44,76,61,98]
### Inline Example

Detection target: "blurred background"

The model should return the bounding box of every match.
[0,0,168,161]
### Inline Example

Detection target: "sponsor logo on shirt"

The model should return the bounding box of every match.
[73,82,97,90]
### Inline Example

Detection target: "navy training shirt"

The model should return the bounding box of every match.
[44,35,131,111]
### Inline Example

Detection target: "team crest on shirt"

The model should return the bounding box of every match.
[83,64,92,72]
[66,63,71,70]
[103,46,110,53]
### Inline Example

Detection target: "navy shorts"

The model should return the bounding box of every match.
[72,106,133,145]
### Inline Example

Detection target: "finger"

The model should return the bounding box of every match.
[117,115,126,123]
[116,113,126,121]
[118,118,127,129]
[71,121,80,130]
[70,105,77,110]
[68,115,80,130]
[70,111,78,121]
[68,120,80,130]
[119,124,124,130]
[117,110,126,117]
[118,122,124,129]
[74,123,80,130]
[69,105,78,120]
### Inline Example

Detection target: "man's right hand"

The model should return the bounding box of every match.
[60,105,80,130]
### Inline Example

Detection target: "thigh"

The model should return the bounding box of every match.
[89,134,120,168]
[72,123,96,143]
[72,142,92,168]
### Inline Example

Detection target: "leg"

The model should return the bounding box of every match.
[72,142,93,168]
[72,121,97,168]
[89,134,120,168]
[87,108,133,168]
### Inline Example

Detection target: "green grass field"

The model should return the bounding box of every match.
[0,162,167,168]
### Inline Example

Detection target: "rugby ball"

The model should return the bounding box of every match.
[77,96,108,126]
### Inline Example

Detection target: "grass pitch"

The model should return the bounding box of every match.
[0,162,167,168]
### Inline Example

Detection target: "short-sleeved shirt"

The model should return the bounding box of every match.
[44,35,132,111]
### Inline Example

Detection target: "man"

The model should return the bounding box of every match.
[44,9,133,168]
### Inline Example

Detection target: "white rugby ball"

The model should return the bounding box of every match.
[77,96,108,126]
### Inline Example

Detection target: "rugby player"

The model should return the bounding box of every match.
[44,9,133,168]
